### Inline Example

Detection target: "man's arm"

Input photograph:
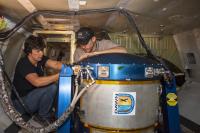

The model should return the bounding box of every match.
[73,48,84,63]
[25,59,62,87]
[25,73,59,87]
[79,46,127,61]
[45,59,63,70]
[93,46,127,55]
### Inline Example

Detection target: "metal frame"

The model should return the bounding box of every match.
[161,75,181,133]
[57,65,73,133]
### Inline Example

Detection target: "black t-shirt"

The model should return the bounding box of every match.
[12,56,49,99]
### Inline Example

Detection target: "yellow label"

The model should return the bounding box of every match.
[118,96,132,105]
[72,65,81,75]
[166,93,177,106]
[0,17,7,30]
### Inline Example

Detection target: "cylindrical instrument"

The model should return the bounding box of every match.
[78,53,163,133]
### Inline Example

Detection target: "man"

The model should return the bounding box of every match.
[74,27,127,62]
[12,35,62,124]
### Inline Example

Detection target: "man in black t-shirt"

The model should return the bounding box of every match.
[12,35,63,123]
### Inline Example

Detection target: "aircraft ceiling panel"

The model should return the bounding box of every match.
[124,0,200,34]
[75,12,112,30]
[31,0,119,11]
[30,0,69,11]
[78,0,119,10]
[0,0,200,35]
[0,0,29,21]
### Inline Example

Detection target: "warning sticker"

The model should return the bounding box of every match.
[166,93,178,106]
[112,92,136,115]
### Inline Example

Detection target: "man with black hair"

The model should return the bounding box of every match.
[74,27,127,62]
[12,35,62,124]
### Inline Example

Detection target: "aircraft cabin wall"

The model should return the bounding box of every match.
[174,28,200,82]
[3,33,27,80]
[109,33,183,70]
[0,31,29,132]
[173,27,200,130]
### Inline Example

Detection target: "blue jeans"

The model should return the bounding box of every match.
[13,84,57,120]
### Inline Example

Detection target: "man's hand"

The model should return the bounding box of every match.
[46,59,63,70]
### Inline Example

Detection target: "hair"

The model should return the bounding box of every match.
[23,35,46,54]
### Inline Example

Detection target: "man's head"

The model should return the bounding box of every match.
[76,27,96,53]
[24,35,46,62]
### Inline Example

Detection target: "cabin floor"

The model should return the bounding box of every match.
[17,125,195,133]
[0,117,195,133]
[181,125,195,133]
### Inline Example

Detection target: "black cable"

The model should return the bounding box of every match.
[0,7,172,72]
[120,9,171,72]
[0,8,118,41]
[120,9,154,57]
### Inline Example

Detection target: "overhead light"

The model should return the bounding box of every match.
[17,0,36,12]
[159,24,165,28]
[79,0,87,6]
[162,8,167,11]
[68,0,79,11]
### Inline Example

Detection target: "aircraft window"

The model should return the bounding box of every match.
[186,52,196,64]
